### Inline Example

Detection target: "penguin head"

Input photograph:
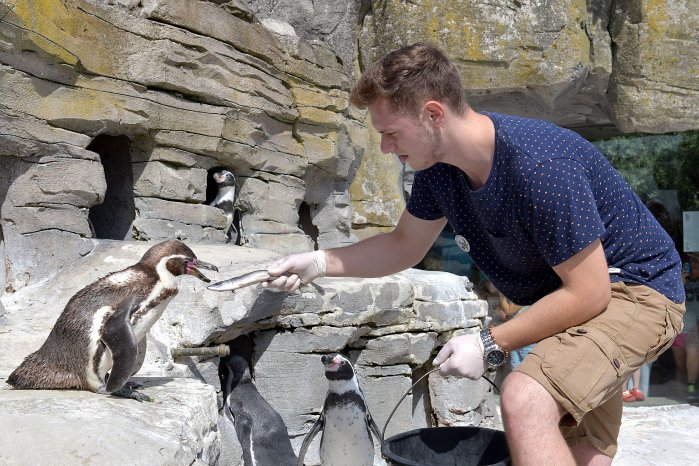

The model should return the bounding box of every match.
[219,354,253,396]
[321,353,356,381]
[213,169,236,188]
[140,240,218,282]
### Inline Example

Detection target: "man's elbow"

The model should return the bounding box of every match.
[590,282,612,316]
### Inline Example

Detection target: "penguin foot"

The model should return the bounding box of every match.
[111,386,152,402]
[122,381,144,390]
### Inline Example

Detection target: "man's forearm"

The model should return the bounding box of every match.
[491,285,610,352]
[323,210,446,279]
[491,239,611,351]
[323,232,425,278]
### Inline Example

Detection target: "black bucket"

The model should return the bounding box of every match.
[382,426,510,466]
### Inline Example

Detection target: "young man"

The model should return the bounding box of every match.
[263,42,685,465]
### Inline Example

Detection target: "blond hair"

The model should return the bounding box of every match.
[350,42,468,117]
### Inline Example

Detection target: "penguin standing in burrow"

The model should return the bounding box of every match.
[219,336,297,466]
[7,240,217,401]
[297,353,382,466]
[210,168,239,244]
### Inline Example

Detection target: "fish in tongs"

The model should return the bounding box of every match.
[207,270,279,292]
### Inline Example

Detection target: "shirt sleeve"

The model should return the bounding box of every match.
[520,158,605,266]
[406,170,445,220]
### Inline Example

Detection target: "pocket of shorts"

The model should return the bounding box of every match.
[645,303,684,363]
[542,326,627,412]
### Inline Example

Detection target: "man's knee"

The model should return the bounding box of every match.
[501,371,565,422]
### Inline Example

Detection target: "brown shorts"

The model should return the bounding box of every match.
[515,282,685,457]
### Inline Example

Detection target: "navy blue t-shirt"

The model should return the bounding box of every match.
[407,113,684,305]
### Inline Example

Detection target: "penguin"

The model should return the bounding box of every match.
[210,169,239,244]
[7,240,218,402]
[219,335,297,466]
[297,353,382,466]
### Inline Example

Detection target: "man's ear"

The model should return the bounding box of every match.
[423,101,445,126]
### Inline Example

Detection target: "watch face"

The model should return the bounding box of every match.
[486,350,506,367]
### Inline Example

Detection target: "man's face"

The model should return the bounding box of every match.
[367,98,444,171]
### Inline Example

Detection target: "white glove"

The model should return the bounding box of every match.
[263,250,327,292]
[433,332,488,380]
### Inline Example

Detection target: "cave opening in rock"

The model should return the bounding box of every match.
[298,201,319,248]
[88,135,135,240]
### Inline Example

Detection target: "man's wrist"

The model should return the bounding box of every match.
[312,250,327,278]
[480,326,508,368]
[487,326,509,359]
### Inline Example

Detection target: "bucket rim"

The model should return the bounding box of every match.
[384,425,506,442]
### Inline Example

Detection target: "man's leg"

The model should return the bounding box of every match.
[570,445,613,466]
[502,372,614,466]
[501,371,574,465]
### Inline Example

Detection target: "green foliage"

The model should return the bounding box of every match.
[593,131,699,211]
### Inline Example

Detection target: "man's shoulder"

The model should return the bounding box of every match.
[488,112,590,158]
[485,112,563,135]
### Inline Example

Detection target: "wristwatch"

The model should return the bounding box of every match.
[480,327,508,368]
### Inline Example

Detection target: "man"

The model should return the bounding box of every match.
[263,42,685,465]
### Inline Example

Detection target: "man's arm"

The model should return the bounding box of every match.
[265,210,447,290]
[434,238,611,378]
[324,211,447,277]
[491,238,611,351]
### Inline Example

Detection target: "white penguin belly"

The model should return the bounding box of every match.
[320,405,374,466]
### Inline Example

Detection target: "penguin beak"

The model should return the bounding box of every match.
[321,354,342,369]
[185,259,218,283]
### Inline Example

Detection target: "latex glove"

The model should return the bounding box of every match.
[263,250,326,292]
[433,332,488,380]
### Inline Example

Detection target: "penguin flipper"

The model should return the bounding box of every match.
[102,297,138,393]
[297,414,323,466]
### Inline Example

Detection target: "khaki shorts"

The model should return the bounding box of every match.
[515,282,685,457]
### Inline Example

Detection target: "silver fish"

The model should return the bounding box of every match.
[207,270,276,292]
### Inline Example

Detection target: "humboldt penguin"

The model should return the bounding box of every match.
[297,353,382,466]
[210,169,238,244]
[219,335,297,466]
[7,240,217,401]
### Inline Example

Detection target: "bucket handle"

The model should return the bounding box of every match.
[380,368,501,444]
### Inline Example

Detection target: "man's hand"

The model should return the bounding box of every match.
[263,250,326,292]
[433,333,488,379]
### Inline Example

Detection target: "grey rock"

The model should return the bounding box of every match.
[356,333,438,366]
[256,326,367,353]
[0,377,220,466]
[132,162,207,203]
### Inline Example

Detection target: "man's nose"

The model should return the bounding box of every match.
[380,135,395,154]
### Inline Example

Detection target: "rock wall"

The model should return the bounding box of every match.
[0,0,364,290]
[358,0,699,135]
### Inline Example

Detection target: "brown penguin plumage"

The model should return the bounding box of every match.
[7,240,217,401]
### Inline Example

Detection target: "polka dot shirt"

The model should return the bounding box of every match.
[407,113,685,305]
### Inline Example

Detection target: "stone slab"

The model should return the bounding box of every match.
[0,377,220,466]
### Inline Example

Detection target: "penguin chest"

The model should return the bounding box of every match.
[320,405,374,466]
